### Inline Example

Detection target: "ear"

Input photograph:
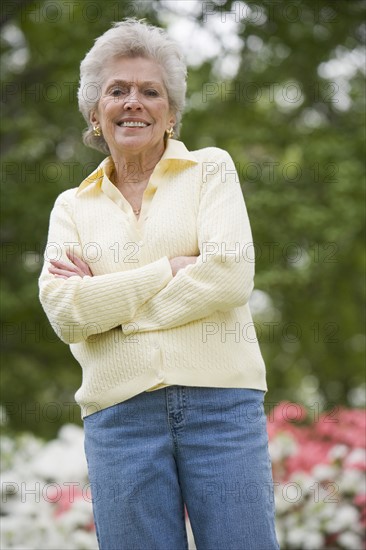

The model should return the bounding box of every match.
[168,112,176,129]
[90,111,99,126]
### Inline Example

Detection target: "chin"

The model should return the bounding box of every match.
[116,136,148,148]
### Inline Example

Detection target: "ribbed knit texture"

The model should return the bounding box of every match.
[39,140,267,417]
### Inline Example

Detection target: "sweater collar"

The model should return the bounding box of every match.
[76,139,198,196]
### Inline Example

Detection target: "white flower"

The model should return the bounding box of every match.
[328,444,349,461]
[313,501,338,520]
[32,425,87,482]
[338,468,364,494]
[274,487,297,514]
[72,530,98,550]
[186,516,197,550]
[325,504,359,532]
[287,526,306,546]
[312,464,339,482]
[288,472,314,495]
[302,531,324,549]
[344,448,366,468]
[0,426,94,550]
[268,433,297,461]
[337,531,364,550]
[58,424,84,445]
[2,423,365,550]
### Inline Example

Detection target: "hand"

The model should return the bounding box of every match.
[169,256,198,277]
[48,251,93,279]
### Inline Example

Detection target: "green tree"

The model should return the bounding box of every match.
[1,0,364,438]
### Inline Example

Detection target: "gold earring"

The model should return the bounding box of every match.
[93,126,102,137]
[166,127,174,139]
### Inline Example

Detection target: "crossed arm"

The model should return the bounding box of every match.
[39,150,255,342]
[49,252,196,279]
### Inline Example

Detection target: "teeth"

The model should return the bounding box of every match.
[119,121,148,127]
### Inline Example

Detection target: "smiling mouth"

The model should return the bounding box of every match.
[117,121,150,128]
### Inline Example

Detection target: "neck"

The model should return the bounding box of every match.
[110,142,166,189]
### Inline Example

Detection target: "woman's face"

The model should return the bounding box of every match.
[91,56,176,159]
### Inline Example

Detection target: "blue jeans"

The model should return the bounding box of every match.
[83,386,279,550]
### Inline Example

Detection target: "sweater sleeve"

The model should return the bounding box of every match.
[38,195,173,344]
[121,149,255,335]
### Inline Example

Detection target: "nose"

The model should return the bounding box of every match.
[123,91,142,111]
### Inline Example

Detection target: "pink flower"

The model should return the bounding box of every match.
[285,440,333,476]
[268,401,308,428]
[315,408,366,449]
[267,406,366,481]
[47,487,84,516]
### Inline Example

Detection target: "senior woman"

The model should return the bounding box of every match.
[39,19,279,550]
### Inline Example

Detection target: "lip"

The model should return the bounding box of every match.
[117,118,151,127]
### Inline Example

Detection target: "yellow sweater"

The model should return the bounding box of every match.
[39,139,267,418]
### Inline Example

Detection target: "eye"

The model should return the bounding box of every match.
[110,86,129,97]
[144,89,159,97]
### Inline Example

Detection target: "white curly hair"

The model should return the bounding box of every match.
[77,19,187,154]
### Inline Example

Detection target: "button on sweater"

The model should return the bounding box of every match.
[38,139,267,418]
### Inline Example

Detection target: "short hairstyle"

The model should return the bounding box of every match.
[78,19,187,154]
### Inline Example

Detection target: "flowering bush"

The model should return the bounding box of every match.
[268,403,366,549]
[1,405,365,549]
[1,425,97,550]
[0,424,195,549]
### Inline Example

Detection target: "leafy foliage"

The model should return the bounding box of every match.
[1,0,364,437]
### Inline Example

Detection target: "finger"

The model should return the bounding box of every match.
[49,259,79,272]
[66,251,92,276]
[48,266,81,278]
[70,255,92,276]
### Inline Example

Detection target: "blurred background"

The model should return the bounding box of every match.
[1,1,365,548]
[1,0,364,438]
